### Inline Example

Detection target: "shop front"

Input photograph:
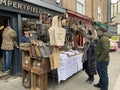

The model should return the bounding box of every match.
[0,0,65,74]
[67,10,93,48]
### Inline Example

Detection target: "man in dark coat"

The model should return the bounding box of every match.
[94,25,112,90]
[82,35,97,84]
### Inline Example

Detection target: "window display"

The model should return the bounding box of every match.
[22,17,38,41]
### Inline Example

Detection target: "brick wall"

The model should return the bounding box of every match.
[62,0,76,11]
[85,0,108,23]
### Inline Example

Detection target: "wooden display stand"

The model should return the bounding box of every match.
[21,43,50,90]
[21,43,32,88]
[30,58,50,90]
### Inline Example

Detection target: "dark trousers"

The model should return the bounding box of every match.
[88,75,94,81]
[97,61,109,90]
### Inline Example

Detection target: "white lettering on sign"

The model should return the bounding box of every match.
[0,0,46,14]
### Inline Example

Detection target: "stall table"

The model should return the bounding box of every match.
[57,53,83,83]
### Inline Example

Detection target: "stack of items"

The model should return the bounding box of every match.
[30,40,50,90]
[31,58,49,90]
[20,40,51,90]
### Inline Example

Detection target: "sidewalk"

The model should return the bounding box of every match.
[113,70,120,90]
[0,51,120,90]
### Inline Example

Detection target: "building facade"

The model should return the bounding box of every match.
[111,0,120,35]
[62,0,92,47]
[85,0,108,23]
[62,0,77,11]
[111,0,120,18]
[62,0,85,15]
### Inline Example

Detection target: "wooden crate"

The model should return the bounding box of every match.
[31,58,50,75]
[22,50,32,70]
[22,69,31,88]
[31,73,48,90]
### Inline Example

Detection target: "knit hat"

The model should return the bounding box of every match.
[84,35,93,41]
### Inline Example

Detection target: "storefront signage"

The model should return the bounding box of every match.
[0,0,43,14]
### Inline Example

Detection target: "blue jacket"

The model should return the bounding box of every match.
[22,36,30,43]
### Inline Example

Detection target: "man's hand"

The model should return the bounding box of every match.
[0,25,4,30]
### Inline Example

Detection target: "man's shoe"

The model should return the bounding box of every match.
[5,70,10,74]
[93,83,102,88]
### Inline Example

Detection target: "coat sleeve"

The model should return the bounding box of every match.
[87,43,95,62]
[98,37,110,61]
[10,30,17,38]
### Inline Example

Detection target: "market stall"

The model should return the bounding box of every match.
[20,14,84,90]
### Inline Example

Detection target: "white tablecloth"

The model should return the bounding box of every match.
[57,53,83,83]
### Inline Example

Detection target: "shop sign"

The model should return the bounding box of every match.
[0,0,44,14]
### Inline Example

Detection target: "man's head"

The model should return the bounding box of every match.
[23,28,30,37]
[97,25,108,37]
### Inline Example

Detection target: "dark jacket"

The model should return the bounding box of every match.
[94,32,112,62]
[83,41,97,75]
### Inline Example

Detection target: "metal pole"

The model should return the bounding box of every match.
[107,0,111,23]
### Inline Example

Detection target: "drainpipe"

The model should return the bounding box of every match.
[107,0,111,23]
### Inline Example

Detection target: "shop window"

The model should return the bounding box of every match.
[21,17,50,43]
[22,17,38,41]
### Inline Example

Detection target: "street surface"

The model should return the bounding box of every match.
[0,50,120,90]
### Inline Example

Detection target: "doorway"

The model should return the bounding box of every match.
[0,16,10,71]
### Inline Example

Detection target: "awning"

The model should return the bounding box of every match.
[67,10,92,21]
[23,0,66,13]
[94,21,109,30]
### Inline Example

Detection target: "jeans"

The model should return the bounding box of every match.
[2,50,13,72]
[97,61,109,90]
